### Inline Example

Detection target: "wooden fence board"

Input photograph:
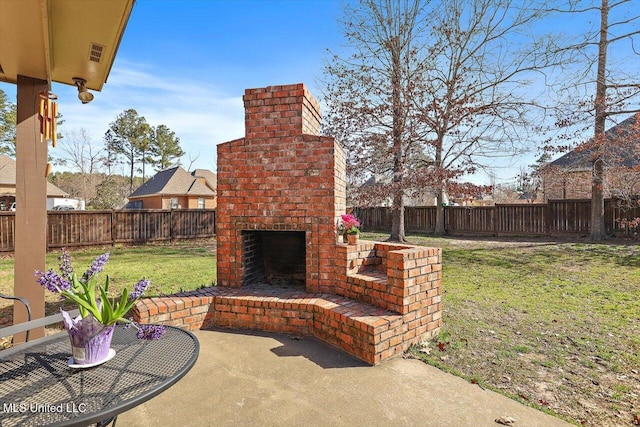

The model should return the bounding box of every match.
[405,206,436,232]
[0,213,14,251]
[352,198,639,237]
[495,204,547,235]
[1,201,638,252]
[447,207,495,235]
[171,209,216,238]
[0,209,217,252]
[47,211,113,248]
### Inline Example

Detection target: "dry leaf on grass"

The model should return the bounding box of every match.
[494,416,516,425]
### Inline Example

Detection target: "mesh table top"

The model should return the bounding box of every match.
[0,325,199,427]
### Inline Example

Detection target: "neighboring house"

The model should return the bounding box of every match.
[126,166,217,209]
[541,114,640,201]
[360,174,438,207]
[0,154,68,211]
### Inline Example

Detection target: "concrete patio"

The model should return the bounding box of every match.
[118,328,572,427]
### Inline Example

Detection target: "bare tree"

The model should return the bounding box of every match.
[324,0,560,239]
[184,152,200,172]
[324,0,441,241]
[54,128,106,205]
[413,0,562,233]
[547,0,640,240]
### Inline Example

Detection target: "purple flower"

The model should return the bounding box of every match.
[84,252,110,281]
[136,324,166,340]
[122,319,166,340]
[35,269,71,292]
[57,249,74,281]
[129,279,150,300]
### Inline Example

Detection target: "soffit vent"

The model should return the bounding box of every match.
[89,43,105,63]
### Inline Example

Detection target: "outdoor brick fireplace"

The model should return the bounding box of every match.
[216,84,346,293]
[133,83,442,365]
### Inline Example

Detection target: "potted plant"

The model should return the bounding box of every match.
[340,214,360,245]
[35,250,166,366]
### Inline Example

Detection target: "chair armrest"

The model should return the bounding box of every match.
[0,309,80,341]
[1,293,32,342]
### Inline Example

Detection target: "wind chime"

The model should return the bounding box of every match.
[38,92,57,177]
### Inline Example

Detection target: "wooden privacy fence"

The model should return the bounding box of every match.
[354,199,640,237]
[0,209,216,252]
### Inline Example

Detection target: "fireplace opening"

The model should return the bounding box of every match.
[242,231,306,288]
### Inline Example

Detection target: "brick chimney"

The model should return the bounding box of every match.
[243,83,321,139]
[216,83,346,293]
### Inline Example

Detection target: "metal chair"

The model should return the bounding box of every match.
[0,293,32,343]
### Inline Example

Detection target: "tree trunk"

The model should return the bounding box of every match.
[590,159,606,240]
[129,157,135,195]
[590,0,608,241]
[389,196,406,242]
[388,35,407,243]
[434,132,446,235]
[434,190,446,235]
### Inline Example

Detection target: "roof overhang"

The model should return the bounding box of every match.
[0,0,134,91]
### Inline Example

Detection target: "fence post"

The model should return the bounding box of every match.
[110,210,115,247]
[46,211,50,252]
[545,202,551,237]
[169,209,173,243]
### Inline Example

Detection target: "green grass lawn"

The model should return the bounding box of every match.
[0,240,217,322]
[362,232,640,426]
[1,234,638,425]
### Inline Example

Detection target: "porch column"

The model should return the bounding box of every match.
[13,75,48,341]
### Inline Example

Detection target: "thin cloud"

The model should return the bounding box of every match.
[52,62,245,172]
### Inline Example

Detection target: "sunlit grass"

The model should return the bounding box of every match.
[0,241,216,319]
[360,232,640,425]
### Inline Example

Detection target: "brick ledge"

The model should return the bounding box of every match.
[132,286,440,365]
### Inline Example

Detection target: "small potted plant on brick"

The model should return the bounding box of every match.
[35,250,166,367]
[340,214,360,245]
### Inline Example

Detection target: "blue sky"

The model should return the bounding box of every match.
[1,0,638,186]
[1,0,344,175]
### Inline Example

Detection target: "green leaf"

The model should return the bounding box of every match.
[99,286,114,324]
[60,290,101,322]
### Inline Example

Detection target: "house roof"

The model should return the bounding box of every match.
[550,114,640,171]
[128,166,216,198]
[192,169,217,189]
[0,155,68,197]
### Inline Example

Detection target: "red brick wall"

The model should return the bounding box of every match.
[336,241,442,319]
[243,84,322,138]
[216,84,345,293]
[542,169,592,200]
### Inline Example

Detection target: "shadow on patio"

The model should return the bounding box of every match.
[118,327,572,427]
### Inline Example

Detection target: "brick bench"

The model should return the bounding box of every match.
[336,241,442,315]
[133,286,409,365]
[133,241,442,365]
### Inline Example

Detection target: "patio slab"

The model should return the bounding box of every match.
[118,328,572,427]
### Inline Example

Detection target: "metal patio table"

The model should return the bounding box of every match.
[0,325,199,426]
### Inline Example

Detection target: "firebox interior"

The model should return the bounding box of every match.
[242,230,306,288]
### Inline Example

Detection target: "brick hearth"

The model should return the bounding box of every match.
[133,83,442,364]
